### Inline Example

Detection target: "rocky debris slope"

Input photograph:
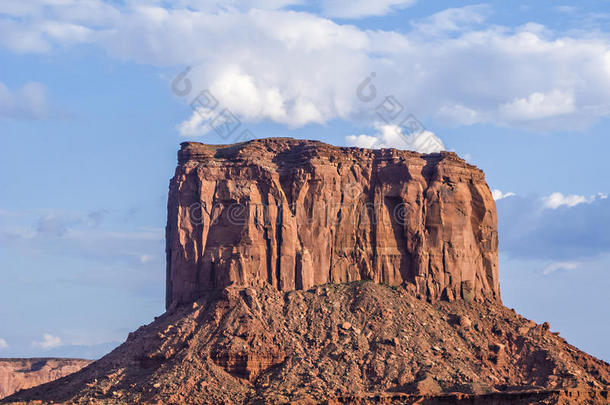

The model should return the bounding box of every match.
[5,282,608,404]
[167,139,499,308]
[0,358,91,399]
[5,140,608,404]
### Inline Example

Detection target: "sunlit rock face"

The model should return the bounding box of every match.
[165,138,499,308]
[0,358,91,399]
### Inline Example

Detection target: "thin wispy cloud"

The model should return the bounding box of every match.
[0,208,164,294]
[411,4,490,35]
[0,82,49,120]
[492,189,516,201]
[542,261,581,275]
[321,0,417,19]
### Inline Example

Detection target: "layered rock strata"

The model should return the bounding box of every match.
[166,138,500,308]
[0,358,91,399]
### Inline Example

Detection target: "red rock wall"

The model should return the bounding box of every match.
[0,358,91,399]
[166,138,500,308]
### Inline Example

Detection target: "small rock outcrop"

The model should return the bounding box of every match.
[166,138,500,308]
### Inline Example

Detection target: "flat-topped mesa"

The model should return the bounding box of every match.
[166,138,500,308]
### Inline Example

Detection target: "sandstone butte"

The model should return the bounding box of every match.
[4,138,609,405]
[166,138,500,308]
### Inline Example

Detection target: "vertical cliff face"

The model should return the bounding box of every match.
[166,138,499,308]
[11,138,610,405]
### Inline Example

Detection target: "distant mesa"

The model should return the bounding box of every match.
[0,358,91,399]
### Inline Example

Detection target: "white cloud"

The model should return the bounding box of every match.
[499,89,575,121]
[321,0,417,19]
[498,193,610,261]
[346,123,444,153]
[436,104,481,126]
[0,338,8,349]
[543,192,587,209]
[129,0,303,14]
[2,3,610,132]
[492,189,516,201]
[0,0,120,26]
[411,5,490,35]
[41,21,93,44]
[0,82,49,119]
[542,192,607,209]
[32,333,62,349]
[346,134,379,149]
[176,111,211,137]
[0,17,96,53]
[542,261,580,275]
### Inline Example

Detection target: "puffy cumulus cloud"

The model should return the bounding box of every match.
[0,82,49,120]
[346,123,445,153]
[492,189,516,201]
[320,0,417,19]
[543,192,588,209]
[0,338,8,349]
[176,112,210,137]
[3,3,610,131]
[32,333,62,349]
[543,192,607,209]
[128,8,373,130]
[497,194,610,261]
[499,89,575,121]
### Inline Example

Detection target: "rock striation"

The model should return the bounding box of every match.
[0,358,91,399]
[5,139,609,405]
[166,138,500,308]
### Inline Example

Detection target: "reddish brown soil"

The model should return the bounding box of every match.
[4,282,608,404]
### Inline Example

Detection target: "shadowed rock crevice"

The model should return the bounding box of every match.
[4,140,608,405]
[166,138,500,308]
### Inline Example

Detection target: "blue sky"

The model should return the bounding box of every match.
[0,0,609,360]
